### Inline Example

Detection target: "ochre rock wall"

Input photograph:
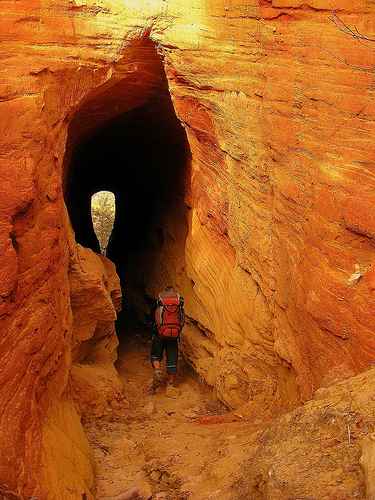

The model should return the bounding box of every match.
[0,3,127,494]
[69,246,123,423]
[1,0,375,497]
[157,0,375,409]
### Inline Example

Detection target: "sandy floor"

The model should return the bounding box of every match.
[83,319,371,500]
[85,320,263,500]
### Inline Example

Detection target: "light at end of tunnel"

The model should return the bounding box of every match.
[91,190,116,256]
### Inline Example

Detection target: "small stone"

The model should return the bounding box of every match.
[325,438,341,447]
[165,385,180,398]
[313,387,328,399]
[150,470,162,481]
[139,483,153,500]
[145,401,156,417]
[161,472,170,484]
[109,436,136,456]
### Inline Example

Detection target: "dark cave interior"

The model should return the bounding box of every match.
[65,97,190,260]
[63,41,191,337]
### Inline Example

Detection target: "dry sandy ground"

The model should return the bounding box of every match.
[85,322,265,500]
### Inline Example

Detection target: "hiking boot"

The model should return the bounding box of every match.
[152,368,163,390]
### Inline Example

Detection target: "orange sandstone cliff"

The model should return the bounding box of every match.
[1,0,375,497]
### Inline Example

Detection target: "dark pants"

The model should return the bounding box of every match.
[150,334,178,375]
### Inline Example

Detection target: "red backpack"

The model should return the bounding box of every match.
[155,292,185,340]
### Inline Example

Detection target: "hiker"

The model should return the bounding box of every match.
[151,286,185,390]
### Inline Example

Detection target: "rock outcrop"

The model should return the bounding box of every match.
[162,2,375,409]
[234,363,375,500]
[1,0,375,497]
[69,246,123,423]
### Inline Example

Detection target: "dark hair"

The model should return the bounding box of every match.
[164,285,173,291]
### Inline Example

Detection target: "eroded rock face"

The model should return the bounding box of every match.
[163,3,375,409]
[160,3,375,409]
[69,246,123,423]
[2,0,375,497]
[234,365,375,500]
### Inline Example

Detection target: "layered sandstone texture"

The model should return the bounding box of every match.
[1,0,375,498]
[69,247,123,423]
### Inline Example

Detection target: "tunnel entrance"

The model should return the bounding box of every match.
[63,36,191,339]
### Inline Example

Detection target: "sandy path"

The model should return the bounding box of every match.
[84,320,262,500]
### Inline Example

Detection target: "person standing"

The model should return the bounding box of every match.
[150,286,185,390]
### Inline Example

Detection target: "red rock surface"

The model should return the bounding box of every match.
[1,0,375,497]
[163,1,375,408]
[69,246,123,423]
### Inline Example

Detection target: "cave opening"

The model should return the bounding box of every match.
[91,190,116,256]
[63,36,191,343]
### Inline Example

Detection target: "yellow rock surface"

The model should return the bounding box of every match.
[1,0,375,496]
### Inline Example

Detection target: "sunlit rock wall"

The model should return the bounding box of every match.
[1,0,375,496]
[156,0,375,409]
[0,2,131,497]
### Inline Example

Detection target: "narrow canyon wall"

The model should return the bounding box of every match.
[160,0,375,409]
[0,3,129,496]
[148,0,375,411]
[1,0,375,497]
[69,246,123,423]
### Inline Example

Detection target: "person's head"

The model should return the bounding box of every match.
[164,285,173,292]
